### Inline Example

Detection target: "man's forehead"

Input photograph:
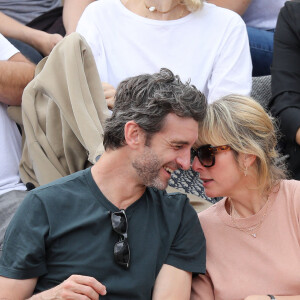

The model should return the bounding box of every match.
[151,113,198,143]
[161,114,198,129]
[160,124,198,145]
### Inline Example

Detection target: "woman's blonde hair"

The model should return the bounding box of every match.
[183,0,203,12]
[198,94,288,194]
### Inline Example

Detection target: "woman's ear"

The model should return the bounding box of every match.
[238,153,257,176]
[124,120,145,149]
[239,153,257,168]
[244,154,257,168]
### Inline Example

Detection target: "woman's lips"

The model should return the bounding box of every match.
[200,178,213,187]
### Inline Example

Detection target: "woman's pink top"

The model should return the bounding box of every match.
[191,180,300,300]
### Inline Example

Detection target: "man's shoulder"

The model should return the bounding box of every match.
[146,188,196,222]
[30,168,90,199]
[17,169,95,219]
[144,190,206,275]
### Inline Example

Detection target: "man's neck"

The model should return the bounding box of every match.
[91,151,146,209]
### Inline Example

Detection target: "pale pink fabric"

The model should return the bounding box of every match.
[191,180,300,300]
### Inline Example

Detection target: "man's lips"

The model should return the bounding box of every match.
[163,166,175,175]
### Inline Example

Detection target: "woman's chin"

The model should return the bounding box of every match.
[204,189,223,199]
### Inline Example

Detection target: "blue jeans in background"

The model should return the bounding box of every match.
[7,38,43,64]
[247,26,274,77]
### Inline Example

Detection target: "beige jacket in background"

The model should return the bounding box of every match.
[11,33,110,187]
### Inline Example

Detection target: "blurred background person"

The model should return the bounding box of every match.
[0,33,35,255]
[0,0,94,64]
[77,0,252,108]
[207,0,286,76]
[269,0,300,181]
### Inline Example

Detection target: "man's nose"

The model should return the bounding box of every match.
[176,149,192,170]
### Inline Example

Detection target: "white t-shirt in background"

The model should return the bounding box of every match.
[0,34,26,195]
[77,0,252,103]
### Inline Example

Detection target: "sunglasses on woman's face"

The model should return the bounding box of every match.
[111,209,130,269]
[191,144,232,167]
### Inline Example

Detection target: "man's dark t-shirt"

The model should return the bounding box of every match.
[0,168,206,299]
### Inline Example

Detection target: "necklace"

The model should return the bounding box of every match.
[144,0,182,14]
[229,196,270,238]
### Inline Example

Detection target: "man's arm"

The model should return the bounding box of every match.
[191,273,215,300]
[0,276,37,299]
[63,0,95,35]
[0,275,106,300]
[245,296,300,300]
[0,12,63,56]
[0,52,35,105]
[296,128,300,146]
[206,0,252,15]
[152,264,192,300]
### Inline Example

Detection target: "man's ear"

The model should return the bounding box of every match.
[124,121,145,149]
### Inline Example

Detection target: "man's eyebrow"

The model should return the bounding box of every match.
[170,141,190,145]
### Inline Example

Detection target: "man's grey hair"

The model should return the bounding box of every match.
[103,68,207,150]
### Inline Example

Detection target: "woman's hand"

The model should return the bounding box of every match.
[102,82,116,109]
[33,31,63,56]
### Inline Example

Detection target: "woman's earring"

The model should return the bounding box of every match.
[244,166,248,177]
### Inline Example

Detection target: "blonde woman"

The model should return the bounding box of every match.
[191,95,300,300]
[76,0,252,108]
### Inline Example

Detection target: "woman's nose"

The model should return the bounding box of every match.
[191,156,204,172]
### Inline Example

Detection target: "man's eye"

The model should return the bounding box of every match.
[173,145,183,150]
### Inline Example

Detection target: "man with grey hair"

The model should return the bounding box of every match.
[0,68,207,299]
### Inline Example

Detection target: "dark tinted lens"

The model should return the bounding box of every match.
[114,240,130,268]
[191,148,197,161]
[199,146,214,167]
[111,211,127,235]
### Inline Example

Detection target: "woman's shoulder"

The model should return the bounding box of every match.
[276,179,300,216]
[279,179,300,195]
[198,198,226,223]
[272,179,300,210]
[83,0,119,14]
[201,2,245,25]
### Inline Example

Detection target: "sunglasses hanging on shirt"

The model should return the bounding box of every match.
[111,209,130,269]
